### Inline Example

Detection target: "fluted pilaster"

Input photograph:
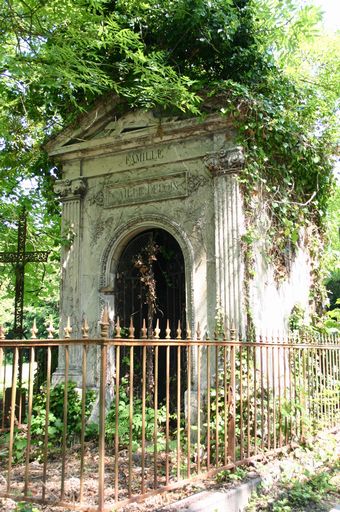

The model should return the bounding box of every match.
[205,147,245,335]
[53,177,87,385]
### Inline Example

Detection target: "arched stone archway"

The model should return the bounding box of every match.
[99,214,195,332]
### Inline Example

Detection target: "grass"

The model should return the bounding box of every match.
[245,431,340,512]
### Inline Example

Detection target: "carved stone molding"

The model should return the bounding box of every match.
[88,190,104,207]
[187,174,210,194]
[99,214,195,330]
[88,172,211,209]
[203,147,244,176]
[54,178,88,200]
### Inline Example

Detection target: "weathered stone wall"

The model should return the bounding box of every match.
[249,240,312,335]
[49,105,314,389]
[50,110,246,387]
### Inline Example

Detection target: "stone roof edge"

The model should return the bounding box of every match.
[45,91,235,156]
[45,92,123,153]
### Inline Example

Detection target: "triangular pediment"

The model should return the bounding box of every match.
[90,111,160,140]
[46,95,174,157]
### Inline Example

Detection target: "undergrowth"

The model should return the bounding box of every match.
[246,431,339,512]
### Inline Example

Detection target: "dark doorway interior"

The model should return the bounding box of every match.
[115,228,186,403]
[115,228,186,336]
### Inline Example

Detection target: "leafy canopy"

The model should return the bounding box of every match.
[0,0,339,328]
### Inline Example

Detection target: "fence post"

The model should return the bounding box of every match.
[227,328,236,463]
[7,346,19,493]
[98,307,109,511]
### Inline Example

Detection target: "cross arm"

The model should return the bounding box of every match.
[0,252,18,263]
[25,251,50,263]
[0,251,50,264]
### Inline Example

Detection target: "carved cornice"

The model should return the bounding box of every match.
[203,147,244,176]
[54,178,88,200]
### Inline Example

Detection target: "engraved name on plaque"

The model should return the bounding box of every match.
[104,171,188,208]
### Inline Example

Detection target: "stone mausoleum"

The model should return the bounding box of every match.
[46,95,312,387]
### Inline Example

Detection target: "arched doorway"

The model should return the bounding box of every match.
[115,228,186,337]
[115,228,186,403]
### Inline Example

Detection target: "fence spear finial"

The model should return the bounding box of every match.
[165,319,171,339]
[47,318,55,339]
[100,306,109,339]
[196,322,201,340]
[176,320,182,340]
[115,316,121,338]
[31,319,38,339]
[129,316,135,339]
[141,318,147,339]
[82,317,89,339]
[0,325,6,340]
[64,316,73,339]
[186,322,191,340]
[154,319,160,339]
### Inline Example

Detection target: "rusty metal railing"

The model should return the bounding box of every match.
[0,319,339,511]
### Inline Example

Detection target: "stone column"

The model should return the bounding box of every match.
[53,177,87,386]
[204,147,246,336]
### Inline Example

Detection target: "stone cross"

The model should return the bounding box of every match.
[0,208,49,338]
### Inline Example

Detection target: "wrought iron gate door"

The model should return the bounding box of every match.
[115,229,186,337]
[115,229,187,402]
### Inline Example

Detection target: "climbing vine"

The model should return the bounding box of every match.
[206,72,337,314]
[133,238,159,399]
[1,0,338,320]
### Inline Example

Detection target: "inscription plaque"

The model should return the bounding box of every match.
[125,148,165,167]
[104,172,188,208]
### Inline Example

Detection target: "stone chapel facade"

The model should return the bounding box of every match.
[46,95,313,386]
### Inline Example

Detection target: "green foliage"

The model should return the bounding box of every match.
[220,75,335,280]
[216,466,247,483]
[105,377,166,451]
[286,471,335,506]
[324,184,340,307]
[246,433,339,512]
[288,304,306,333]
[0,0,338,316]
[270,469,338,511]
[322,299,340,333]
[31,381,94,441]
[288,298,340,335]
[0,204,61,337]
[14,503,40,512]
[0,382,95,463]
[326,276,340,311]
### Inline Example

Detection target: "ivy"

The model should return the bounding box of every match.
[209,72,336,290]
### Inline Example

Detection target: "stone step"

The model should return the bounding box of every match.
[157,477,261,512]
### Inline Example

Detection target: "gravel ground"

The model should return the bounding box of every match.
[1,429,339,512]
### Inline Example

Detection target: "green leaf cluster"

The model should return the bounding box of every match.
[0,0,338,314]
[0,381,96,463]
[105,376,167,451]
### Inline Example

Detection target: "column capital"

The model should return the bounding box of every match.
[203,147,244,176]
[54,177,87,201]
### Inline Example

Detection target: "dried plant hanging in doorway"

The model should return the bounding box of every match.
[133,235,159,400]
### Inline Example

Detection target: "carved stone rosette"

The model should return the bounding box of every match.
[54,178,88,200]
[203,147,244,176]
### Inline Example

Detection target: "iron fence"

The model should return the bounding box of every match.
[0,317,339,511]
